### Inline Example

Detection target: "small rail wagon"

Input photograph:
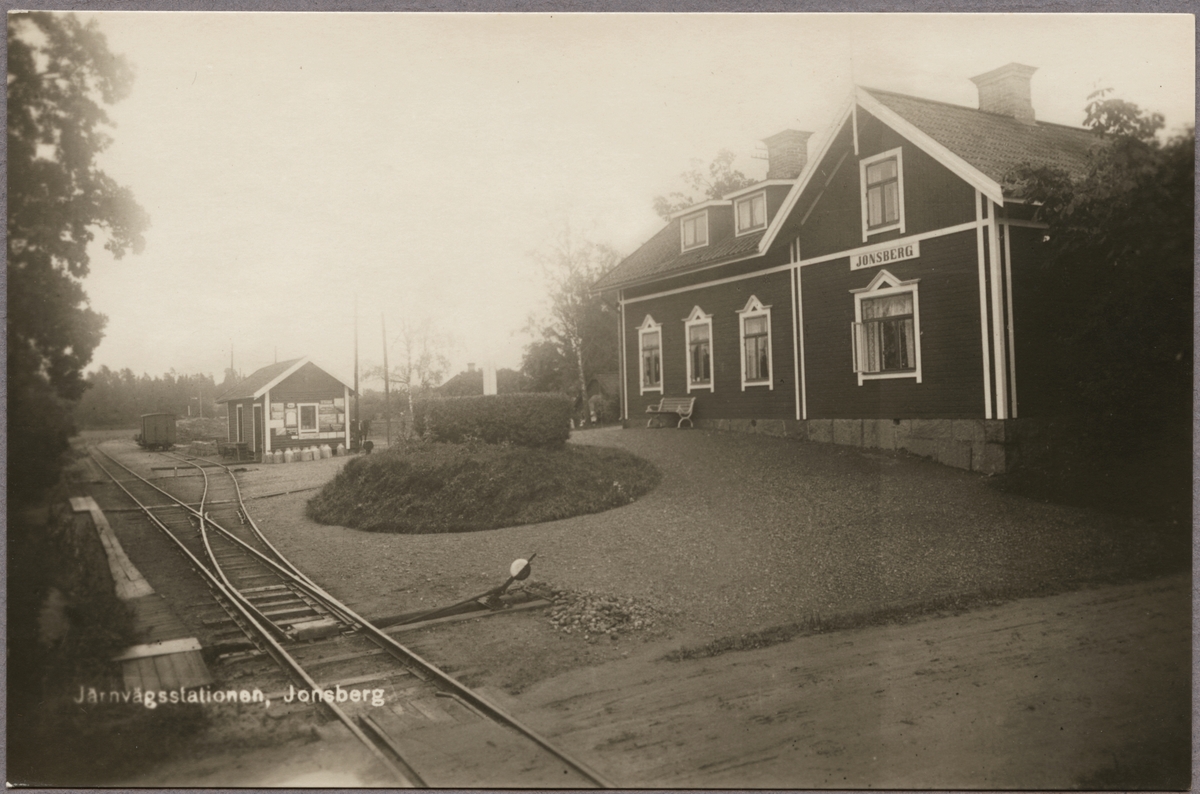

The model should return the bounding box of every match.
[137,412,176,451]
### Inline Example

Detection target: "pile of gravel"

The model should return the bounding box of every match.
[534,586,671,642]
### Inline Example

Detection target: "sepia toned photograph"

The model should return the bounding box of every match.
[6,8,1194,788]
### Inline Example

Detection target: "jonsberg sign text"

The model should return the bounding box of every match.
[850,240,920,270]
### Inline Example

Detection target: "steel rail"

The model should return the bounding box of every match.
[95,448,293,640]
[106,446,616,788]
[101,450,361,628]
[188,450,291,643]
[87,448,418,785]
[162,451,325,592]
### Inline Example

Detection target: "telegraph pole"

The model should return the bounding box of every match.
[382,313,391,448]
[353,294,360,449]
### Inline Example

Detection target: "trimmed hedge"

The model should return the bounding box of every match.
[413,393,571,448]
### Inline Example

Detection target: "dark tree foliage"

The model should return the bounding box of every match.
[1006,91,1193,425]
[1003,92,1192,519]
[653,149,757,221]
[8,13,149,498]
[73,367,219,428]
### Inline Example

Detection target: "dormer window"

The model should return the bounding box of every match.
[680,211,708,252]
[735,192,767,235]
[859,147,905,240]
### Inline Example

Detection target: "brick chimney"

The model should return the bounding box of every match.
[970,63,1038,124]
[762,129,813,180]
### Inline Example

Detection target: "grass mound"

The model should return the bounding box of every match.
[306,440,660,533]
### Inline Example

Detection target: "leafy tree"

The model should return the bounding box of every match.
[653,148,757,220]
[521,339,570,393]
[8,13,149,497]
[369,318,453,421]
[1005,90,1192,518]
[1007,90,1192,417]
[74,368,219,428]
[523,230,620,415]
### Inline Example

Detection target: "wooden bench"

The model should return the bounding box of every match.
[646,397,695,428]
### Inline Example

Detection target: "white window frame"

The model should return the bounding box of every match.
[234,404,244,443]
[637,315,664,395]
[850,268,922,385]
[683,306,714,393]
[298,402,320,435]
[680,211,709,252]
[859,147,906,242]
[737,295,773,390]
[734,191,768,235]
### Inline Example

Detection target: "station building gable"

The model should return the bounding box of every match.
[596,63,1102,474]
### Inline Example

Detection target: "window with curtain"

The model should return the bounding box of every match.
[743,315,770,382]
[855,292,916,373]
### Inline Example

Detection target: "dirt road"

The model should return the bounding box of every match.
[503,574,1190,789]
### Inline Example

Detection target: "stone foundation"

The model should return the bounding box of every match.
[684,416,1024,474]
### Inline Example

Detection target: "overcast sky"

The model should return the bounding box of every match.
[75,12,1194,386]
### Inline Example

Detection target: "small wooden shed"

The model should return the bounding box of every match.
[215,358,354,458]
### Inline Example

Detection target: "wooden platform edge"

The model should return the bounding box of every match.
[71,495,155,600]
[113,637,203,661]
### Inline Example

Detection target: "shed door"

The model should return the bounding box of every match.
[253,405,264,453]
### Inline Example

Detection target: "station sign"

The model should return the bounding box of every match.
[850,239,920,270]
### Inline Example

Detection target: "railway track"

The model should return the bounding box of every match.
[89,443,613,788]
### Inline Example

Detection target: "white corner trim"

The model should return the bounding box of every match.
[988,200,1008,419]
[975,190,994,420]
[263,388,271,453]
[618,293,628,420]
[792,265,805,420]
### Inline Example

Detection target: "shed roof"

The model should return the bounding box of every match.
[215,357,354,403]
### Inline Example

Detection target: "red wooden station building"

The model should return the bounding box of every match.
[594,64,1097,473]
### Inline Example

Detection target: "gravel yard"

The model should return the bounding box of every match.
[248,427,1180,649]
[85,431,1186,786]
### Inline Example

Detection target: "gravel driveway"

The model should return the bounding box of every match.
[249,428,1173,645]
